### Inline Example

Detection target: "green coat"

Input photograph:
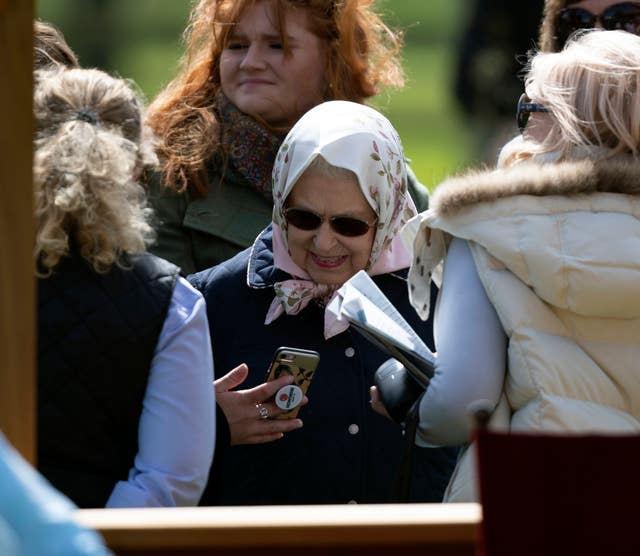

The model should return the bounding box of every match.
[147,161,430,276]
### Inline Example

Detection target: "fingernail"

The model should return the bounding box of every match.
[295,419,303,428]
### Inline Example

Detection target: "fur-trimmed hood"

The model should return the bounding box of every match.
[430,155,640,216]
[404,152,640,323]
[539,0,573,52]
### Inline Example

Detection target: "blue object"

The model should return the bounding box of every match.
[0,433,112,556]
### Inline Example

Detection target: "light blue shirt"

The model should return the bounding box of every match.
[0,433,111,556]
[106,277,215,507]
[418,238,507,447]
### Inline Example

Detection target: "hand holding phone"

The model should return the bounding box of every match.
[215,363,306,445]
[265,347,320,419]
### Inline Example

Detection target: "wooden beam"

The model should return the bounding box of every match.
[76,503,481,555]
[0,0,36,462]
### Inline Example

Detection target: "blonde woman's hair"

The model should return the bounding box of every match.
[499,30,640,168]
[34,68,158,275]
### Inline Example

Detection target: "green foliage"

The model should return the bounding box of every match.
[37,0,478,190]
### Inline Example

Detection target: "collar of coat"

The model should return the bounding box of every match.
[246,224,290,289]
[430,155,640,216]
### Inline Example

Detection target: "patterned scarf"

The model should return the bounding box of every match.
[265,100,417,338]
[217,92,285,201]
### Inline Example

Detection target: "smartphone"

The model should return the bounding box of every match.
[265,347,320,419]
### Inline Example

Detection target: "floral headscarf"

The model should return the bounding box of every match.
[265,100,417,338]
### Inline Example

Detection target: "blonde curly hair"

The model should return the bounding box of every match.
[34,68,158,275]
[147,0,405,197]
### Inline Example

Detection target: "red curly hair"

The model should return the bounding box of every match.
[147,0,404,196]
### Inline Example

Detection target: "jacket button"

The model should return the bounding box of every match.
[348,424,359,435]
[345,347,355,358]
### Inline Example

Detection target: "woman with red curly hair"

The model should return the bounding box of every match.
[146,0,428,276]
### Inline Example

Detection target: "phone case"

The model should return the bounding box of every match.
[265,347,320,419]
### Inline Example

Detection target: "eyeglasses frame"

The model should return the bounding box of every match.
[516,93,549,133]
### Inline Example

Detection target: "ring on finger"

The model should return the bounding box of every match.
[256,403,270,420]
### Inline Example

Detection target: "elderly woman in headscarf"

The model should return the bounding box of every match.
[190,100,457,505]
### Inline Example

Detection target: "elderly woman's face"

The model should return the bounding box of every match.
[285,171,376,286]
[220,1,327,128]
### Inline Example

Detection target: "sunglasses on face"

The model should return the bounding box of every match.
[284,207,376,237]
[516,93,549,133]
[555,2,640,48]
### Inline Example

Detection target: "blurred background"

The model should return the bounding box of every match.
[37,0,544,191]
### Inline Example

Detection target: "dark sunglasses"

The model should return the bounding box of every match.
[516,93,549,133]
[284,207,376,237]
[555,2,640,48]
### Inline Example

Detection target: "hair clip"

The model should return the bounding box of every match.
[75,108,98,125]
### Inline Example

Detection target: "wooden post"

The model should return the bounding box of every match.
[0,0,36,463]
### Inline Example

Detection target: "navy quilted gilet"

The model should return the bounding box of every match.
[37,251,179,508]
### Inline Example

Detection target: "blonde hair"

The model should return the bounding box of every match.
[34,68,158,275]
[500,30,640,167]
[147,0,404,197]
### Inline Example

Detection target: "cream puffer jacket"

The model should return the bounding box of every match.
[404,155,640,501]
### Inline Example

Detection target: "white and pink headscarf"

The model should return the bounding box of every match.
[265,100,417,338]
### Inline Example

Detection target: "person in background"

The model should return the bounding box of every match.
[146,0,430,277]
[539,0,640,52]
[403,30,640,502]
[0,433,112,556]
[189,100,457,505]
[454,0,545,162]
[34,19,80,71]
[34,67,215,508]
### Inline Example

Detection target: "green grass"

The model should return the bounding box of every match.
[379,45,476,190]
[111,41,184,103]
[380,0,470,46]
[376,0,477,189]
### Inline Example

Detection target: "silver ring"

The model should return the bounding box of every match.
[257,404,270,420]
